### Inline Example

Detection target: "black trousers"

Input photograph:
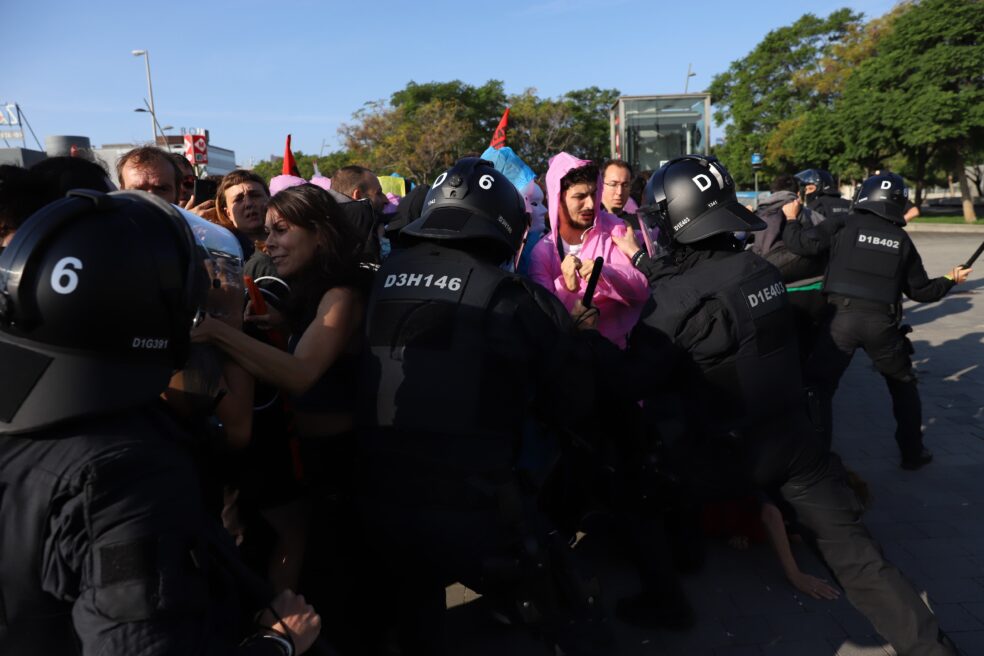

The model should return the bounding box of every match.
[806,295,923,460]
[354,453,608,656]
[682,412,952,656]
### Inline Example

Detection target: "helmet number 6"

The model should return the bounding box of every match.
[478,174,494,190]
[51,257,83,295]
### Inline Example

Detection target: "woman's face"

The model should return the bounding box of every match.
[264,207,319,278]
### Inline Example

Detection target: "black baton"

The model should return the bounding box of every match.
[963,239,984,269]
[582,257,604,308]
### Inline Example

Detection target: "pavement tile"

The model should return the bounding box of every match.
[949,629,984,656]
[933,603,984,631]
[446,233,984,655]
[925,578,984,604]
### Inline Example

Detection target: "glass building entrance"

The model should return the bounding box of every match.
[610,94,711,174]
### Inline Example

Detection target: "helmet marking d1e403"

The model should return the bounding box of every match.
[640,155,766,245]
[0,189,210,434]
[401,157,530,263]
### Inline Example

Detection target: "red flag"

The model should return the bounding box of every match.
[489,107,510,149]
[283,134,300,176]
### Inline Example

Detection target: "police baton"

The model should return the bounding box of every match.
[963,239,984,269]
[581,257,605,308]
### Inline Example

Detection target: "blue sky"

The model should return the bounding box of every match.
[2,0,900,167]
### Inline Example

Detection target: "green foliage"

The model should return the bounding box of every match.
[562,87,620,161]
[708,8,863,184]
[391,80,508,155]
[250,150,358,184]
[710,0,983,218]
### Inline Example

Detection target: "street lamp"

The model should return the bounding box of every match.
[684,63,697,93]
[131,49,159,143]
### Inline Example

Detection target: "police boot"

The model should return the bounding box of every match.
[901,448,933,471]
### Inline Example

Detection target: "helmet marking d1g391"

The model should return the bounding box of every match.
[402,157,530,263]
[641,155,766,245]
[0,190,209,434]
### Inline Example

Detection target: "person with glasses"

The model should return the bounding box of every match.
[600,159,633,218]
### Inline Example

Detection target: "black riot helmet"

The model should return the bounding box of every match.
[852,172,908,225]
[794,169,836,196]
[402,157,530,263]
[0,190,210,434]
[641,155,765,246]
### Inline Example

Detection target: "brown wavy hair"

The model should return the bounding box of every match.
[266,184,370,322]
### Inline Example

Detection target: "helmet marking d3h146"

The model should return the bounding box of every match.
[0,189,210,434]
[641,155,766,245]
[402,157,530,263]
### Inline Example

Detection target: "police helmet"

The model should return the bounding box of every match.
[852,172,908,224]
[794,169,836,194]
[641,155,765,245]
[0,190,210,434]
[402,157,529,262]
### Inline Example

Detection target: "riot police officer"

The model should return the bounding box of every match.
[355,158,611,656]
[0,191,320,656]
[783,172,971,468]
[614,156,956,656]
[795,168,852,222]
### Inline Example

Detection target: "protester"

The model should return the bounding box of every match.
[748,173,829,363]
[328,165,385,262]
[0,165,32,250]
[529,153,649,348]
[116,145,181,203]
[213,169,271,257]
[0,190,321,656]
[600,158,633,218]
[192,184,372,639]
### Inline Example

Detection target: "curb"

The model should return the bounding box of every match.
[906,222,984,233]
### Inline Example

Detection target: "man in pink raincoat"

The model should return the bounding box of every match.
[529,152,650,348]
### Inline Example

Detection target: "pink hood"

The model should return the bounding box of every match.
[529,152,650,348]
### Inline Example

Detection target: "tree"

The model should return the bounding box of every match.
[391,80,507,154]
[250,149,358,183]
[505,88,577,174]
[708,9,864,184]
[562,87,620,162]
[832,0,984,216]
[339,99,470,182]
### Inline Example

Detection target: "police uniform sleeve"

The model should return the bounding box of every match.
[490,279,629,426]
[48,438,280,655]
[901,239,955,303]
[782,212,843,256]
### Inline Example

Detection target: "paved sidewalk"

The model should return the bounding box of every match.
[445,233,984,656]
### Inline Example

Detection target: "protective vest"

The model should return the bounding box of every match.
[808,194,851,222]
[823,212,906,304]
[0,407,254,655]
[361,243,514,440]
[662,251,802,429]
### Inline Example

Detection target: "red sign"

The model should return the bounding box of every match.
[184,134,208,164]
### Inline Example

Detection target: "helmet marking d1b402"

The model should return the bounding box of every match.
[402,157,530,263]
[0,189,210,434]
[852,172,908,225]
[641,155,766,245]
